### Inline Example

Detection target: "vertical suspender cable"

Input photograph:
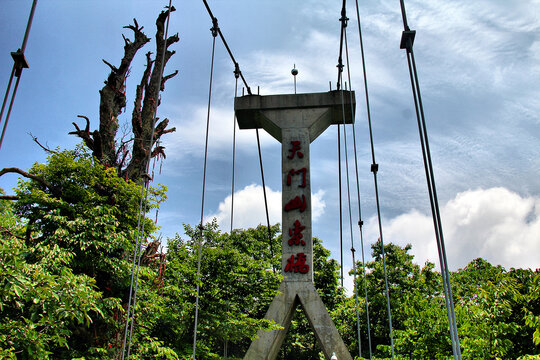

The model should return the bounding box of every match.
[398,1,462,358]
[339,81,362,358]
[338,6,364,357]
[337,124,344,287]
[193,17,219,360]
[0,0,38,150]
[200,0,274,265]
[345,2,374,353]
[336,3,396,358]
[231,64,240,232]
[121,2,174,359]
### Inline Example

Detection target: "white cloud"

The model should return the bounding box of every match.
[365,187,540,270]
[205,184,326,231]
[163,104,278,160]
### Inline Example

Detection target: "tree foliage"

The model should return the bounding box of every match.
[0,150,538,359]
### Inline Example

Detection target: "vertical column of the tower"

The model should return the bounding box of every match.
[235,91,356,360]
[281,127,313,282]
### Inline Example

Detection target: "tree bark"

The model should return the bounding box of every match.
[71,7,178,181]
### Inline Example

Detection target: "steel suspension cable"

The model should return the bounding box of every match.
[121,2,174,359]
[121,172,148,360]
[349,0,392,355]
[398,1,462,358]
[230,65,239,233]
[339,80,363,358]
[344,7,374,353]
[336,5,396,359]
[192,18,219,360]
[337,8,365,358]
[200,0,274,265]
[0,0,38,150]
[337,124,344,287]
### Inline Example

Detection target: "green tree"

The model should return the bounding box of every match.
[0,147,168,358]
[0,195,110,358]
[453,259,539,359]
[165,221,283,359]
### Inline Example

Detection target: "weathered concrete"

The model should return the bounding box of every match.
[235,91,355,360]
[244,282,352,360]
[235,91,355,142]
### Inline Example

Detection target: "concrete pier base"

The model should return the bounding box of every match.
[244,281,352,360]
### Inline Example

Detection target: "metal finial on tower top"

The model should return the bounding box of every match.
[291,64,298,94]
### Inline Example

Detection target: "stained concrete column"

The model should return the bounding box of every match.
[235,91,355,360]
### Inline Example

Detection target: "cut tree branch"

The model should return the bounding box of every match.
[102,59,118,72]
[161,70,178,90]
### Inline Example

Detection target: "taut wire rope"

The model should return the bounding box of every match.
[349,0,387,355]
[121,2,174,359]
[201,0,274,266]
[336,1,396,358]
[230,65,240,232]
[192,16,219,360]
[344,16,374,355]
[398,1,462,358]
[0,0,38,150]
[337,124,344,287]
[338,6,367,358]
[338,77,363,357]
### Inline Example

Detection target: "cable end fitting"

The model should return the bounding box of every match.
[340,8,349,27]
[336,60,344,72]
[371,163,379,173]
[234,63,240,79]
[11,50,29,77]
[358,220,364,227]
[210,17,219,37]
[400,30,416,51]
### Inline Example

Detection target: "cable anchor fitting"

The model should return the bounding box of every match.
[336,58,344,72]
[210,17,219,38]
[371,163,379,173]
[234,63,240,79]
[400,30,416,52]
[10,49,29,77]
[340,9,349,27]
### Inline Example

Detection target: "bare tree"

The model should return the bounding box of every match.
[70,7,178,181]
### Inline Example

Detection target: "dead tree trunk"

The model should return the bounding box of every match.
[70,7,178,182]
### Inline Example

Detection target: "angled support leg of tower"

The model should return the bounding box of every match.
[235,91,355,360]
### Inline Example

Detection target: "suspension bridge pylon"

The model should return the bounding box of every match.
[235,91,355,360]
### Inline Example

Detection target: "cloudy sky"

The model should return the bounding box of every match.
[1,0,539,290]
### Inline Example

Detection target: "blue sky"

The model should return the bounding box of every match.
[1,0,539,288]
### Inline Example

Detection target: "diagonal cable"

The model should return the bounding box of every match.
[201,0,274,266]
[0,0,38,150]
[398,1,462,358]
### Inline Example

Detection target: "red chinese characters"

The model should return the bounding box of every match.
[284,194,306,212]
[284,139,310,275]
[287,168,307,188]
[288,220,306,246]
[284,252,309,274]
[287,140,304,159]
